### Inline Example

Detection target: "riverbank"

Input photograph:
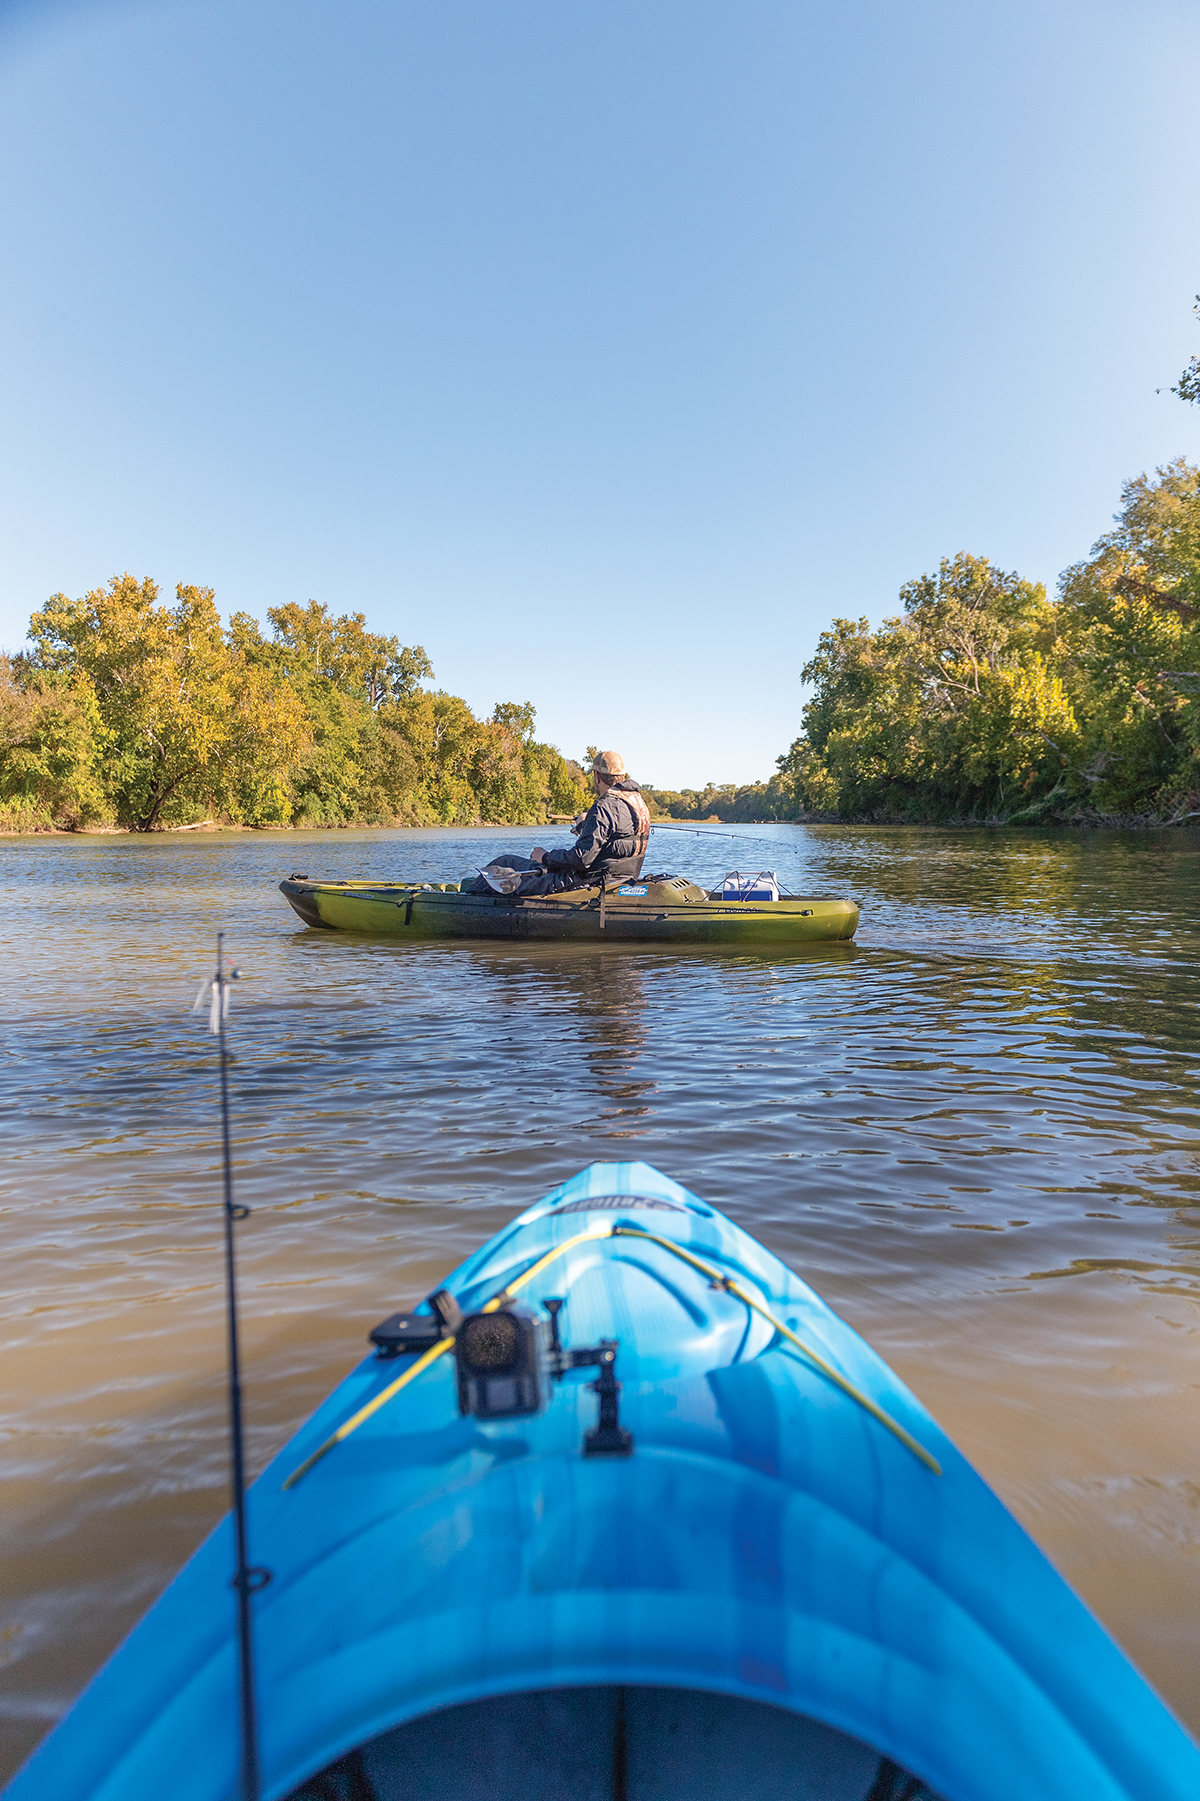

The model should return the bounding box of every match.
[4,809,1200,837]
[659,807,1200,830]
[0,818,538,836]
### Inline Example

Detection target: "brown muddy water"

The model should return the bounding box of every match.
[2,822,1199,1776]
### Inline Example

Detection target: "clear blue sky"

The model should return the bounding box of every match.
[2,0,1198,788]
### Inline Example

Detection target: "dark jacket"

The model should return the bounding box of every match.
[543,781,651,884]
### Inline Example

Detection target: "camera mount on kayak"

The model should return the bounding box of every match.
[368,1287,632,1455]
[369,1288,462,1357]
[543,1296,633,1456]
[445,1294,632,1455]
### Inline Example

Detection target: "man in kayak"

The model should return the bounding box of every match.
[532,749,651,885]
[472,750,651,895]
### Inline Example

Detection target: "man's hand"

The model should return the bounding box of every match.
[530,847,546,865]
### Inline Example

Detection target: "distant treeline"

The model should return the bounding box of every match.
[651,458,1200,826]
[6,459,1199,833]
[0,581,589,831]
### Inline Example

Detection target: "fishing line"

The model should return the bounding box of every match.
[195,937,267,1801]
[555,810,802,857]
[647,822,802,856]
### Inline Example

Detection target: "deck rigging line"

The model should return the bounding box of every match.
[282,1227,612,1488]
[608,1227,942,1476]
[283,1220,940,1487]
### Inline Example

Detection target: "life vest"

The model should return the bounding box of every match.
[612,783,651,861]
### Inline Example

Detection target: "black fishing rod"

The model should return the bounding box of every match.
[553,814,800,859]
[647,822,801,854]
[209,934,266,1801]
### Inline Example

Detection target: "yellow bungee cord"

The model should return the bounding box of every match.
[608,1226,942,1477]
[282,1217,941,1488]
[282,1226,611,1489]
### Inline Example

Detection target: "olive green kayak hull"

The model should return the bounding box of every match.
[279,879,859,944]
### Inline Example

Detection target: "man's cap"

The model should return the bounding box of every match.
[592,750,627,779]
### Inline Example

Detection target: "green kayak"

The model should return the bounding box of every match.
[279,875,860,944]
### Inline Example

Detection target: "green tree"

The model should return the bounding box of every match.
[536,744,591,817]
[491,701,537,741]
[1056,460,1200,815]
[0,657,109,829]
[263,601,432,707]
[28,576,309,829]
[1170,297,1200,405]
[228,601,434,825]
[791,555,1078,820]
[373,692,587,825]
[7,577,598,834]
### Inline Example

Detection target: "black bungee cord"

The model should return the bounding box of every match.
[200,935,268,1801]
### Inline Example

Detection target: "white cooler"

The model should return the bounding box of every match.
[722,869,780,902]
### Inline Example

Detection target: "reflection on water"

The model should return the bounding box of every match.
[2,823,1200,1772]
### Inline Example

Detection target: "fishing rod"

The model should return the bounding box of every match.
[201,936,267,1801]
[552,813,803,859]
[647,822,802,855]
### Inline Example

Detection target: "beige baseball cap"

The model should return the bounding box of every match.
[592,750,627,778]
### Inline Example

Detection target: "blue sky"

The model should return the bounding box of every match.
[2,0,1198,788]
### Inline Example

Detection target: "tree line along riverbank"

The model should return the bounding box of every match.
[0,588,590,832]
[2,459,1199,833]
[650,459,1200,828]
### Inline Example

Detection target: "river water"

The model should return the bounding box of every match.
[2,823,1199,1776]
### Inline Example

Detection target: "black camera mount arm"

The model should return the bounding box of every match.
[542,1298,633,1457]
